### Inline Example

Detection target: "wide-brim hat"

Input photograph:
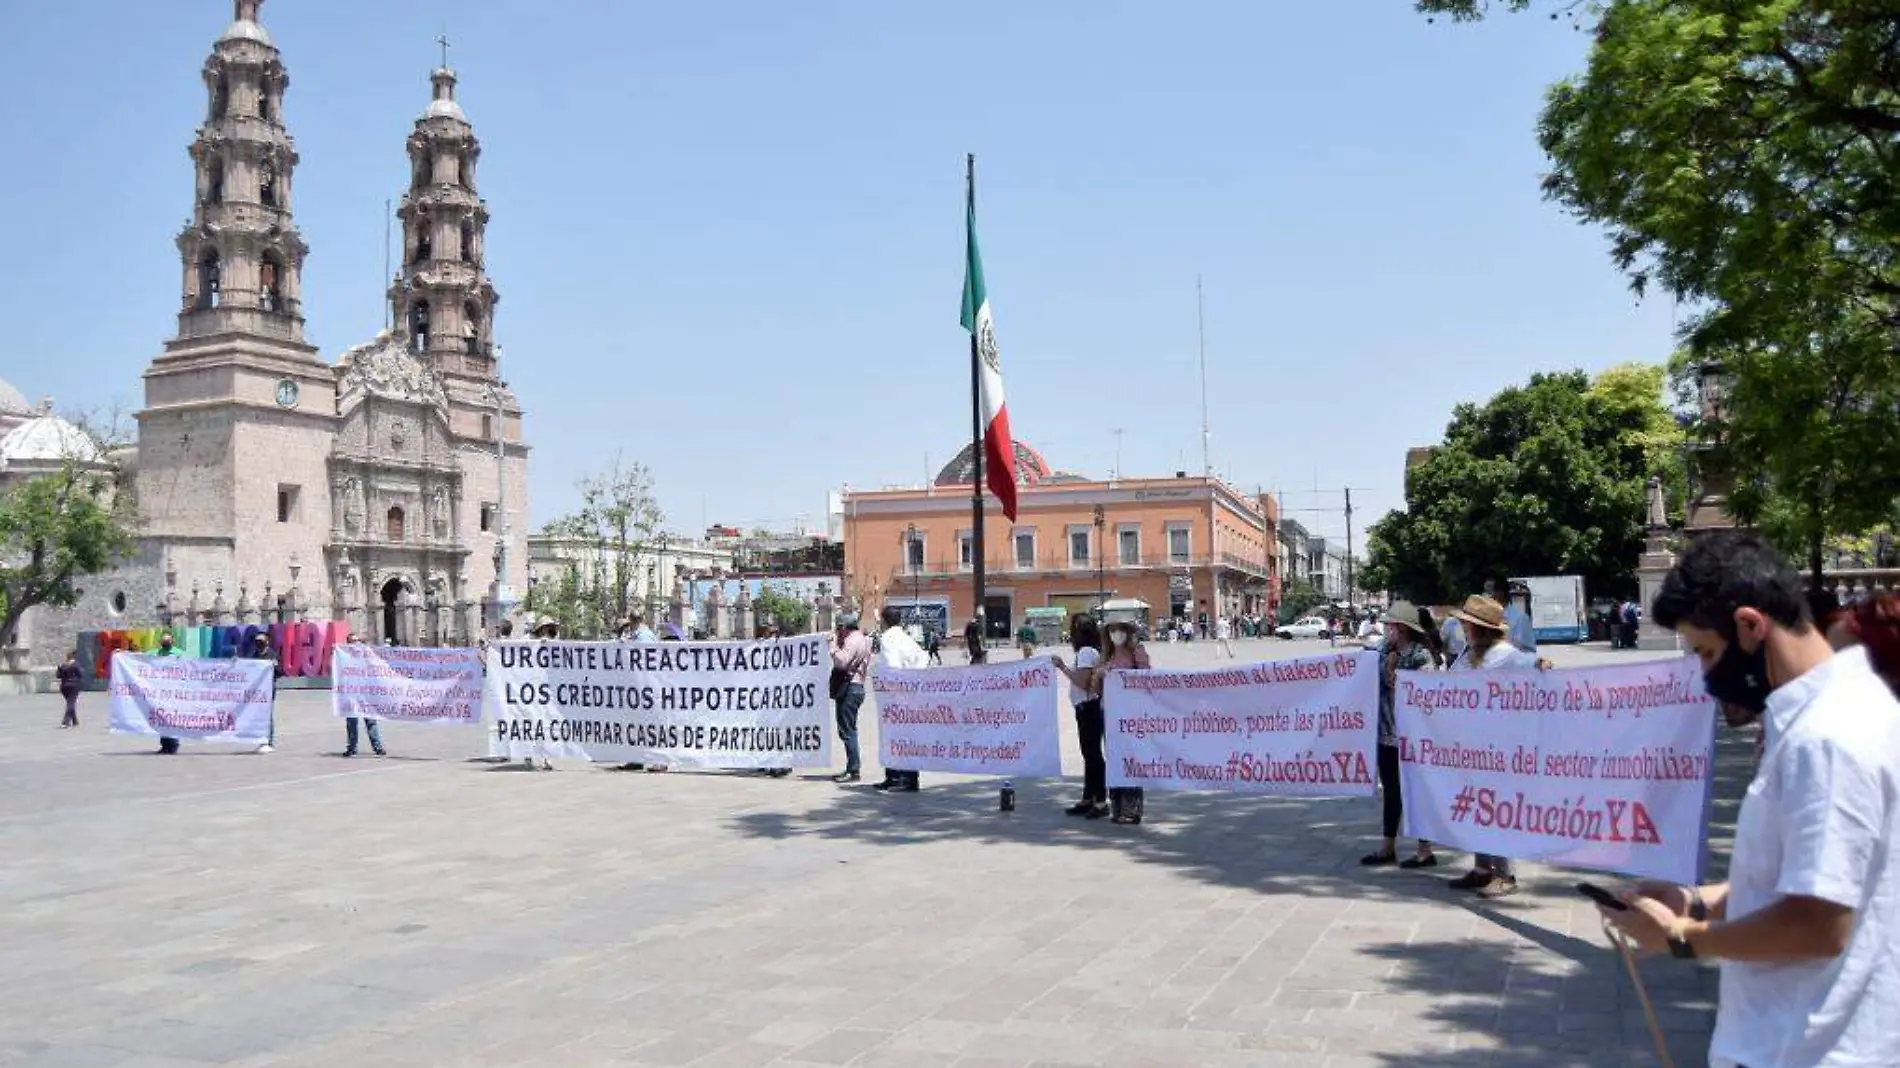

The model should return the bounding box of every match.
[1450,595,1508,632]
[1381,600,1426,635]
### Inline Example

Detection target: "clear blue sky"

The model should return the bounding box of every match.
[0,1,1676,546]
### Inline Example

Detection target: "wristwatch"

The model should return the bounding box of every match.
[1689,889,1710,922]
[1668,922,1697,960]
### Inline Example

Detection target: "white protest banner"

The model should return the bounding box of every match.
[485,634,830,768]
[332,645,484,725]
[873,657,1062,777]
[1395,656,1715,884]
[1103,651,1378,795]
[108,653,275,745]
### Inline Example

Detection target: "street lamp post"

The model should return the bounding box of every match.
[1093,504,1106,616]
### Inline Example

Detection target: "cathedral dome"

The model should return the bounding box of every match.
[0,378,29,416]
[0,415,102,464]
[934,440,1055,488]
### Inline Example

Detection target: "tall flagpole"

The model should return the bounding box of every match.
[967,153,986,646]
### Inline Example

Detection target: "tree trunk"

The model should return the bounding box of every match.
[1808,527,1826,591]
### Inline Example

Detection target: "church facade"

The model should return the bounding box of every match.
[17,0,529,667]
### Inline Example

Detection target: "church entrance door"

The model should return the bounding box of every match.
[381,577,405,646]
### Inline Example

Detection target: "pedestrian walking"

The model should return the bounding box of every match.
[57,649,82,728]
[924,627,943,665]
[963,615,986,664]
[1361,601,1436,869]
[1215,615,1235,658]
[1101,620,1151,824]
[875,606,928,792]
[1016,619,1037,659]
[1603,532,1900,1068]
[829,613,872,783]
[1051,614,1106,818]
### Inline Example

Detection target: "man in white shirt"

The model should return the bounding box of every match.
[1605,532,1899,1068]
[874,605,929,792]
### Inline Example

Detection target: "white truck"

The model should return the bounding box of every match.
[1508,575,1588,644]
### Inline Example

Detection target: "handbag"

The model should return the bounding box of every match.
[828,666,852,700]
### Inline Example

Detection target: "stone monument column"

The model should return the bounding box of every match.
[734,585,755,639]
[1636,477,1680,651]
[703,584,725,639]
[814,583,836,634]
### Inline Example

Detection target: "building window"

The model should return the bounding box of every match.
[260,252,283,312]
[1069,529,1091,567]
[464,300,483,355]
[460,218,476,263]
[1119,528,1140,566]
[196,250,221,310]
[212,75,229,120]
[409,300,430,353]
[206,157,224,205]
[906,534,925,571]
[1169,527,1191,565]
[260,165,277,208]
[415,227,433,265]
[387,506,406,543]
[958,533,973,571]
[480,503,496,533]
[1014,531,1035,569]
[276,484,299,523]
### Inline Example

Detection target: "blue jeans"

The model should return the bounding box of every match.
[345,717,384,754]
[836,683,864,774]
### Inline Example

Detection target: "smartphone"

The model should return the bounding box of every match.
[1577,882,1628,911]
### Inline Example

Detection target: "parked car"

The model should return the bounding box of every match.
[1277,616,1332,640]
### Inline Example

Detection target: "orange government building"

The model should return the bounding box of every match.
[842,442,1279,640]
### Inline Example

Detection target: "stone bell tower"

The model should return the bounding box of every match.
[386,51,529,630]
[136,0,338,614]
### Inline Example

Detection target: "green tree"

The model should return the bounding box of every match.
[0,456,138,651]
[1361,365,1681,603]
[753,587,812,634]
[542,456,665,628]
[1278,579,1325,624]
[1418,0,1900,578]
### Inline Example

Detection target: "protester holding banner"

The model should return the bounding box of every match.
[1604,532,1900,1068]
[1445,594,1536,898]
[337,635,388,758]
[153,632,182,754]
[1051,614,1106,818]
[1362,601,1437,869]
[1101,619,1151,825]
[830,614,872,783]
[874,606,928,791]
[246,632,282,754]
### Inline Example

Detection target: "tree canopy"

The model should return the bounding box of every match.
[0,457,137,650]
[1417,0,1900,577]
[1361,364,1680,603]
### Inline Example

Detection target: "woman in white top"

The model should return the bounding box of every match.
[1052,614,1108,818]
[1446,594,1539,898]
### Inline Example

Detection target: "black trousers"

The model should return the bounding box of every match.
[1074,699,1106,803]
[1378,743,1403,838]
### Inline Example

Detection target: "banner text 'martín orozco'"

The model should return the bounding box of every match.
[484,635,830,769]
[1104,652,1379,795]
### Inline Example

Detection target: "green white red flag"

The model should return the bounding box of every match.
[960,185,1017,521]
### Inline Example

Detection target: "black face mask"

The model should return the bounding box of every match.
[1703,632,1771,715]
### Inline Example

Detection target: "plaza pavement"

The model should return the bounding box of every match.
[0,637,1737,1068]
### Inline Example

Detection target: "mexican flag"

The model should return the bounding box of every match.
[960,186,1018,521]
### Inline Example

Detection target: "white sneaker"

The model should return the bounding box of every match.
[256,744,275,754]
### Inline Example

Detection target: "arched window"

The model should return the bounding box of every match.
[415,226,432,264]
[459,218,475,264]
[260,252,283,312]
[260,164,277,208]
[213,75,229,120]
[409,301,430,353]
[196,250,221,310]
[464,300,483,355]
[206,158,224,205]
[259,86,274,122]
[387,507,406,543]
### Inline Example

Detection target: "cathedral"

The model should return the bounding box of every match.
[14,0,530,667]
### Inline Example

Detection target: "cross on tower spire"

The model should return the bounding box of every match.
[437,32,451,70]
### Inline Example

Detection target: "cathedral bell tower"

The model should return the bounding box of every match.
[137,0,337,615]
[176,0,310,345]
[389,61,499,382]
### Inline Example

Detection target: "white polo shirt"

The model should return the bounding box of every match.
[1711,646,1900,1068]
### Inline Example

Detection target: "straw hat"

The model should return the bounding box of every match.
[1381,600,1426,635]
[1449,595,1508,633]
